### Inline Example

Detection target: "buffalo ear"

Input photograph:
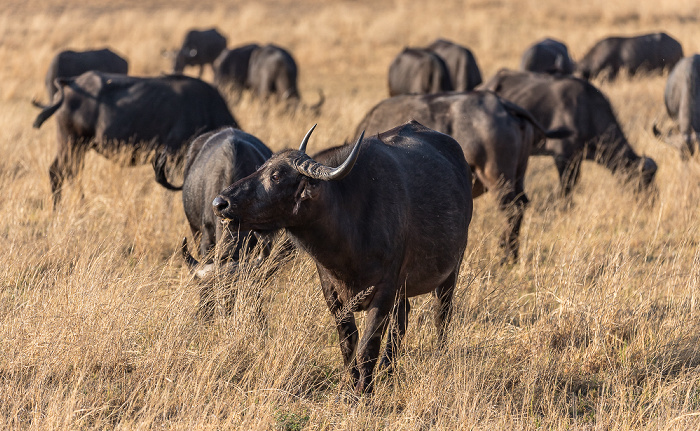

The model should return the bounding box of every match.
[293,178,319,214]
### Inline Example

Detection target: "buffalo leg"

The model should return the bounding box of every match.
[49,140,87,208]
[498,180,529,263]
[378,297,410,372]
[554,153,582,197]
[354,288,394,393]
[433,270,457,347]
[321,283,360,384]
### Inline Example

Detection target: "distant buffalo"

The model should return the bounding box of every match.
[171,28,227,78]
[33,48,128,107]
[388,47,453,96]
[577,32,683,81]
[482,69,657,195]
[520,38,574,75]
[32,71,238,206]
[653,55,700,158]
[214,43,324,111]
[426,39,482,91]
[354,91,570,261]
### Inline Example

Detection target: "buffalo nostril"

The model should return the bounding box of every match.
[212,196,229,213]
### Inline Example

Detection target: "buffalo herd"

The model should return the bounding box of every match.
[31,28,695,394]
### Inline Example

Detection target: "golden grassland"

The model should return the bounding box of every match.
[3,0,700,429]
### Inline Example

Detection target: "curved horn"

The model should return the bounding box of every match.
[181,237,200,268]
[298,124,317,153]
[295,131,365,181]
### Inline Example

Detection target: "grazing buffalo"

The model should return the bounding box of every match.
[32,71,238,206]
[171,28,227,78]
[164,128,273,318]
[388,48,453,96]
[214,43,324,111]
[520,38,574,75]
[577,32,683,81]
[33,48,128,107]
[213,44,260,92]
[653,55,700,158]
[482,69,657,196]
[354,91,570,262]
[427,39,483,91]
[212,121,472,393]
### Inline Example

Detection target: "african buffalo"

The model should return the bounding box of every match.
[171,28,227,78]
[653,55,700,158]
[32,71,238,206]
[520,38,574,75]
[213,44,260,92]
[481,69,657,196]
[212,121,472,393]
[354,91,570,262]
[577,32,683,81]
[426,39,483,91]
[161,128,273,318]
[33,48,128,108]
[214,43,324,111]
[388,48,453,96]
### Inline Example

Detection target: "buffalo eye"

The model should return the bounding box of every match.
[270,172,280,183]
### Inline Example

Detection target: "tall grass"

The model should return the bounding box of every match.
[2,0,700,428]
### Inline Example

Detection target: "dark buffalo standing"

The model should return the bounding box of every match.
[354,91,570,261]
[213,44,260,92]
[212,121,472,393]
[577,32,683,81]
[388,48,453,96]
[165,128,273,317]
[653,55,700,158]
[520,38,574,75]
[34,48,128,107]
[172,28,227,78]
[426,39,483,91]
[214,43,324,110]
[32,71,238,206]
[482,69,657,195]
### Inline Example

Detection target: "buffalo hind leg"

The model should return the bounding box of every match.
[498,180,529,263]
[378,297,410,373]
[434,270,457,347]
[555,153,582,198]
[49,142,87,208]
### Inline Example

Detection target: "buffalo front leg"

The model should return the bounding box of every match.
[354,289,394,393]
[322,285,360,385]
[378,296,410,373]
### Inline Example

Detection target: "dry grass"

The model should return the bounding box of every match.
[2,0,700,429]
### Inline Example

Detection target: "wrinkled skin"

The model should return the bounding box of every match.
[654,55,700,158]
[354,91,570,262]
[172,28,227,78]
[213,121,472,393]
[481,69,657,196]
[388,48,453,96]
[427,39,483,91]
[32,71,238,206]
[577,32,683,81]
[35,48,128,107]
[520,38,574,75]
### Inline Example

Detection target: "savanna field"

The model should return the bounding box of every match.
[3,0,700,429]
